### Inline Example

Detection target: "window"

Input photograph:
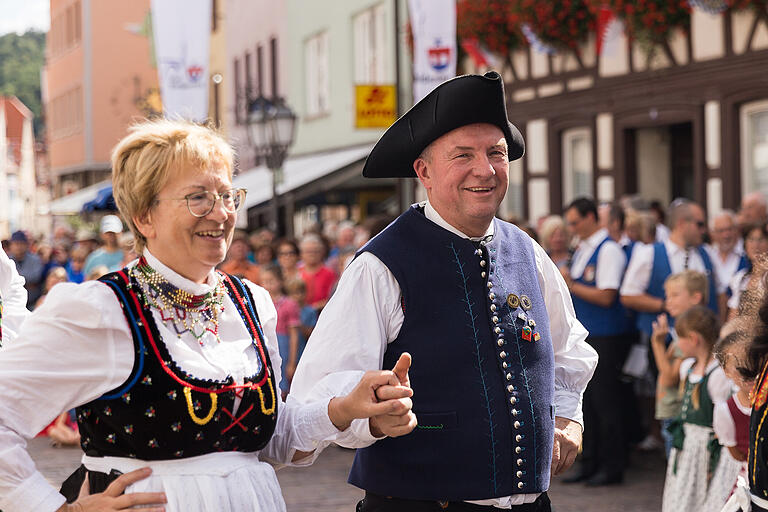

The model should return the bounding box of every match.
[562,127,593,205]
[741,100,768,198]
[305,32,330,117]
[353,3,387,84]
[49,86,83,140]
[244,51,252,99]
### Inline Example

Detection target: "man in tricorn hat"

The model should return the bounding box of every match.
[291,72,597,511]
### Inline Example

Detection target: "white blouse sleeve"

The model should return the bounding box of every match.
[620,243,654,297]
[713,399,737,447]
[0,281,135,512]
[708,367,735,404]
[241,282,339,468]
[533,241,597,427]
[0,248,31,346]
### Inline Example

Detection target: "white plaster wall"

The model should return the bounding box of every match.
[526,119,548,174]
[512,49,528,81]
[636,127,672,206]
[669,27,689,66]
[527,178,550,224]
[732,10,753,55]
[707,177,723,221]
[531,50,549,79]
[754,20,768,50]
[598,29,629,77]
[499,157,523,220]
[692,9,724,61]
[705,101,721,169]
[597,113,613,170]
[597,175,614,203]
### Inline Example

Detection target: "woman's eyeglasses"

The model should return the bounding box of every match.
[156,188,247,218]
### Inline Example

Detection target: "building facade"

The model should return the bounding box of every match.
[0,97,45,238]
[229,0,412,235]
[45,0,158,198]
[464,7,768,224]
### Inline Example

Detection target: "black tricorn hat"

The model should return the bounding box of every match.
[362,71,524,179]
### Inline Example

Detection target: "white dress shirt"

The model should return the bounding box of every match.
[0,249,30,346]
[570,228,626,290]
[621,239,722,297]
[727,268,752,311]
[0,250,340,512]
[706,244,744,298]
[290,201,597,508]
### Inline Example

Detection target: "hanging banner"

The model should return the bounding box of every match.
[408,0,456,103]
[151,0,212,121]
[355,85,397,128]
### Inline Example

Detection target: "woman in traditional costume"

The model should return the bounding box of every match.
[0,120,415,512]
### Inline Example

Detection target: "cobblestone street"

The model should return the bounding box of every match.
[29,436,665,511]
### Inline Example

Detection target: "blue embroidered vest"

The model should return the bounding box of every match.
[636,242,718,335]
[75,269,278,460]
[349,206,555,501]
[571,236,628,337]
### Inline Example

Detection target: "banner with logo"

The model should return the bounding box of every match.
[151,0,212,121]
[408,0,456,103]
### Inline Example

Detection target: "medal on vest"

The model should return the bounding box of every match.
[507,293,520,309]
[520,295,532,310]
[583,265,596,283]
[522,326,532,341]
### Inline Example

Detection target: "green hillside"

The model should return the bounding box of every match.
[0,30,46,136]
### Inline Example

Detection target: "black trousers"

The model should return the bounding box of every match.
[581,334,632,477]
[357,492,552,512]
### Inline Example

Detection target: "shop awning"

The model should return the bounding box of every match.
[47,179,112,215]
[233,144,374,210]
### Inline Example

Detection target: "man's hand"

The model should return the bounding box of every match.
[551,416,582,476]
[370,353,418,438]
[327,353,415,434]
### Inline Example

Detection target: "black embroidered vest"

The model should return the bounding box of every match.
[75,269,278,460]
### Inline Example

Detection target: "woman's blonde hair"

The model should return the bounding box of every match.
[111,119,235,253]
[538,215,566,253]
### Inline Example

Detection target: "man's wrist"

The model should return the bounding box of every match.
[659,299,666,313]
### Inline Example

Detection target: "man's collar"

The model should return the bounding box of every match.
[422,201,495,241]
[578,228,609,249]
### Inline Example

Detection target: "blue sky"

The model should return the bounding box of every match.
[1,0,50,35]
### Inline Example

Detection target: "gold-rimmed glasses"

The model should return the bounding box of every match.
[156,188,247,218]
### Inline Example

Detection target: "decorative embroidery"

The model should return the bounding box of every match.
[124,424,134,435]
[141,375,153,386]
[103,406,112,416]
[145,406,156,418]
[148,438,159,448]
[130,256,226,346]
[121,393,131,404]
[167,390,177,400]
[449,242,499,494]
[171,421,182,432]
[184,387,218,425]
[106,433,116,444]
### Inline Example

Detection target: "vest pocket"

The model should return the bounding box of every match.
[416,411,457,431]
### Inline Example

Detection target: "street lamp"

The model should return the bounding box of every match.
[247,95,297,233]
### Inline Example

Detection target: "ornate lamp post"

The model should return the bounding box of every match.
[247,95,297,233]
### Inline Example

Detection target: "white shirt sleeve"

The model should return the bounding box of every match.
[532,241,597,426]
[708,366,735,404]
[620,243,654,297]
[242,282,340,467]
[0,281,135,512]
[713,399,737,447]
[289,252,404,449]
[0,249,31,346]
[595,241,627,291]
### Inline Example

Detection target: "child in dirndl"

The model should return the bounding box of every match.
[662,306,732,512]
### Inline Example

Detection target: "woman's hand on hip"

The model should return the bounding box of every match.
[57,467,167,512]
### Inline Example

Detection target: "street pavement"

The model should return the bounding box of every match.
[29,436,664,511]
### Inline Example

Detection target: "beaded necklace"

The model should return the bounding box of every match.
[129,257,225,345]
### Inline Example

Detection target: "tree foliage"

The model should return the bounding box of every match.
[0,30,46,136]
